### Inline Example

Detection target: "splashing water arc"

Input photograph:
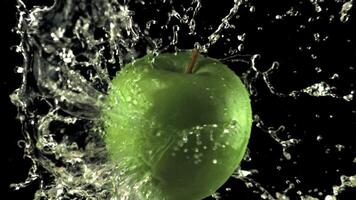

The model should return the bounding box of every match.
[9,0,356,199]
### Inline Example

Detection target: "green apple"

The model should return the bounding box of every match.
[102,49,252,200]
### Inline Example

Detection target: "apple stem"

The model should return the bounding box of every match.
[185,49,200,74]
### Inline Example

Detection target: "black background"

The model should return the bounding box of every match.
[2,0,356,199]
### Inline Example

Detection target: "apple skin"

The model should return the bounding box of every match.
[102,50,252,200]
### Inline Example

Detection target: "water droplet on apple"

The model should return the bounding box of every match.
[177,141,184,147]
[212,159,218,164]
[132,100,138,105]
[182,135,188,143]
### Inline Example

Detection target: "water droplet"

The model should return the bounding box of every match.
[330,73,339,80]
[237,44,244,51]
[237,33,246,41]
[182,135,188,143]
[315,6,322,13]
[283,151,291,160]
[335,144,344,151]
[212,159,217,164]
[315,67,322,72]
[275,15,282,20]
[178,141,184,147]
[340,1,353,22]
[325,195,336,200]
[343,93,353,101]
[16,67,24,73]
[313,33,320,42]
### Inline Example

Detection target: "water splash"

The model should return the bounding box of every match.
[9,0,355,199]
